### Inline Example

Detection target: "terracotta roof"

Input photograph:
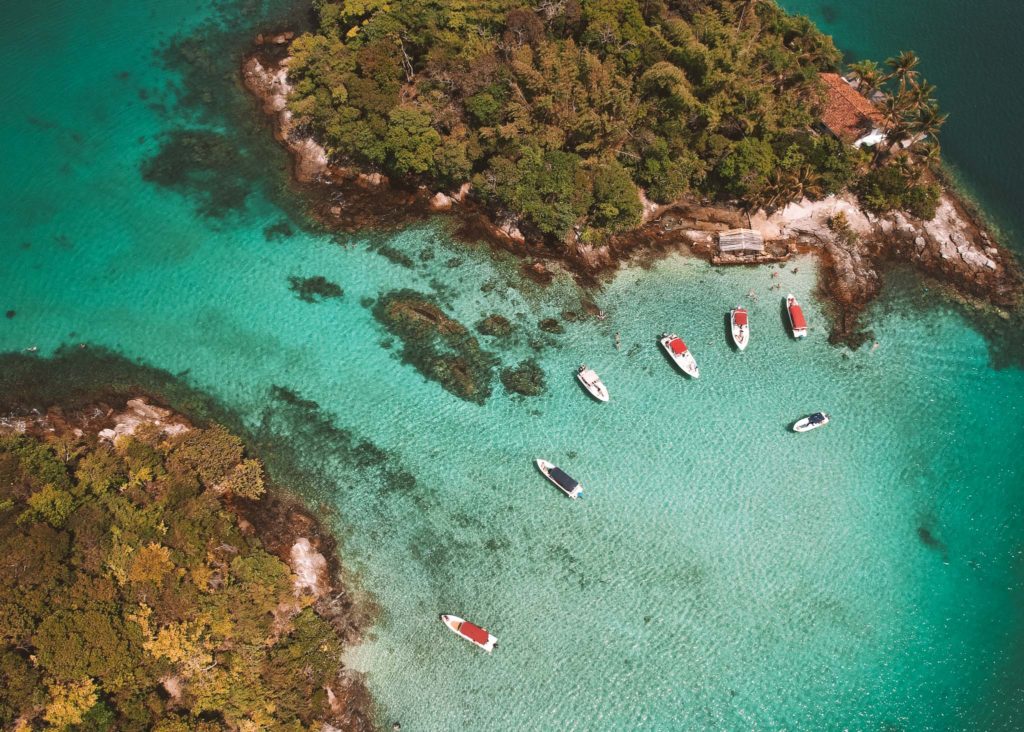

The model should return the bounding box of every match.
[819,72,884,144]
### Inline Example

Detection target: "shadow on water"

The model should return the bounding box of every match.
[140,0,317,224]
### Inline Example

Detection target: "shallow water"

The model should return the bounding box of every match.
[2,1,1023,730]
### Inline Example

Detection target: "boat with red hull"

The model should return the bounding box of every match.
[786,294,807,338]
[440,614,498,652]
[730,307,749,350]
[659,333,700,378]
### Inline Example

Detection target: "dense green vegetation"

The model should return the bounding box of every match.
[287,0,946,243]
[0,424,350,731]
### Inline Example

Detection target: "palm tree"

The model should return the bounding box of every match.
[885,51,921,88]
[909,104,948,144]
[849,60,883,97]
[904,80,937,113]
[791,164,824,201]
[912,140,942,170]
[878,93,907,130]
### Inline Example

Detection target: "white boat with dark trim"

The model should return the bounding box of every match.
[535,459,584,499]
[440,614,497,652]
[659,333,700,378]
[576,365,609,402]
[792,412,830,433]
[730,307,749,350]
[786,294,807,338]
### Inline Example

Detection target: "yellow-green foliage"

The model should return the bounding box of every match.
[0,427,346,731]
[288,0,850,237]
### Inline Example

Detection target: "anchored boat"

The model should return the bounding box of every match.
[786,294,807,338]
[659,333,700,378]
[440,614,497,652]
[793,412,830,432]
[535,459,584,499]
[576,365,609,402]
[730,307,749,350]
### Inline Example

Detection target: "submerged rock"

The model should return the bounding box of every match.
[500,359,546,397]
[288,275,343,303]
[373,290,497,404]
[476,314,514,338]
[538,317,564,334]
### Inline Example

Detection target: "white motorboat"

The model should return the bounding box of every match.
[576,365,609,402]
[792,412,830,432]
[535,458,584,499]
[786,294,807,338]
[659,333,700,378]
[440,614,497,652]
[730,307,749,350]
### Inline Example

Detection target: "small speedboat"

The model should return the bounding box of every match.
[576,365,609,402]
[535,459,584,499]
[786,294,807,338]
[659,333,699,378]
[792,412,830,432]
[440,614,497,652]
[730,307,749,351]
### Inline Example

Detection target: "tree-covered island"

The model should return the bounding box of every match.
[284,0,946,244]
[0,401,372,731]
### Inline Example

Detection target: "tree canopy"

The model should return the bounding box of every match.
[0,424,351,731]
[288,1,947,239]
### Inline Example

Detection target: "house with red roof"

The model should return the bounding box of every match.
[818,72,887,149]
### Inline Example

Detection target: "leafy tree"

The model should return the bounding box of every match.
[75,445,126,495]
[385,107,442,175]
[587,156,642,235]
[167,425,243,488]
[715,137,777,200]
[127,542,175,585]
[43,677,98,729]
[220,459,266,500]
[21,484,74,528]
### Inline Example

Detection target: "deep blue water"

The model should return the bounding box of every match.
[780,0,1024,251]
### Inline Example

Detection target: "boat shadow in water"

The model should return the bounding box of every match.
[723,312,737,351]
[779,297,796,339]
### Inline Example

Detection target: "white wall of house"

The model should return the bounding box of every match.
[853,129,886,148]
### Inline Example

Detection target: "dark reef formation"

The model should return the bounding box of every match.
[476,314,514,338]
[287,274,343,303]
[372,290,498,404]
[500,359,547,397]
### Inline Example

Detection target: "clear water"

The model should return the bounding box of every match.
[2,2,1023,730]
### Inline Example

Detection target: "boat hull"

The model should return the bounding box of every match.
[792,413,830,432]
[535,459,584,499]
[730,309,749,351]
[576,368,610,402]
[786,295,807,338]
[659,335,700,378]
[440,614,497,652]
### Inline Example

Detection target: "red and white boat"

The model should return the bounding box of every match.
[730,307,749,350]
[440,614,498,652]
[786,294,807,338]
[659,333,699,378]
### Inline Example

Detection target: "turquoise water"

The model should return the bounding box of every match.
[2,1,1024,730]
[779,0,1024,250]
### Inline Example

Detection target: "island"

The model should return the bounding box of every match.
[243,0,1021,346]
[0,398,372,731]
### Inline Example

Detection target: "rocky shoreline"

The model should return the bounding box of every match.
[242,37,1023,348]
[0,394,377,731]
